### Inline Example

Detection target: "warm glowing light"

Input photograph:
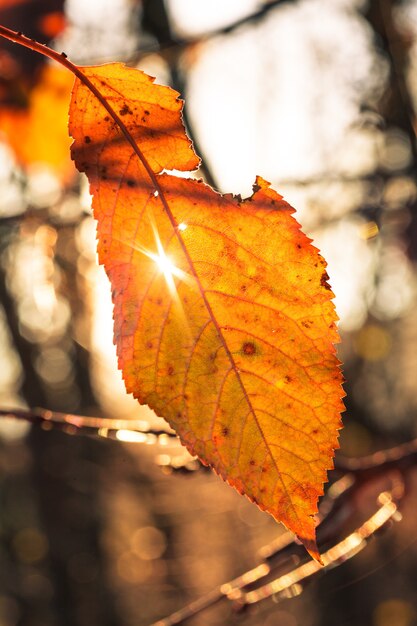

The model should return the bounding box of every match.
[359,221,379,240]
[144,231,190,294]
[115,219,193,344]
[116,221,191,295]
[150,238,179,293]
[116,429,148,443]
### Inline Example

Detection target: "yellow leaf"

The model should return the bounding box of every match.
[69,63,344,560]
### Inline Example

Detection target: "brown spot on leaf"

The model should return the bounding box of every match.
[242,342,256,356]
[119,104,133,116]
[321,271,331,290]
[84,135,91,144]
[167,365,174,376]
[68,64,344,558]
[249,460,256,466]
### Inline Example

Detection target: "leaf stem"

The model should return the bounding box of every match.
[0,25,321,558]
[0,24,84,80]
[0,24,165,191]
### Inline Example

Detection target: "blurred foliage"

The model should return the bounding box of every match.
[0,1,417,625]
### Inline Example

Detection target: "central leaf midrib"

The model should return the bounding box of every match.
[77,70,302,524]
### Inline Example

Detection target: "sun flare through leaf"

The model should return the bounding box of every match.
[68,61,345,561]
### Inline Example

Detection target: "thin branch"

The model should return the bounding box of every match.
[334,438,417,475]
[140,0,219,190]
[0,407,174,439]
[150,473,404,625]
[238,488,402,608]
[0,405,411,624]
[0,25,94,81]
[128,0,290,66]
[202,0,290,38]
[2,406,417,475]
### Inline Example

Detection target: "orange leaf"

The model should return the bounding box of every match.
[0,64,74,181]
[69,63,344,560]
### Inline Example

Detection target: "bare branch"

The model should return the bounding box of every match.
[334,438,417,475]
[0,405,411,625]
[130,1,290,65]
[150,473,404,625]
[0,407,174,439]
[2,406,417,475]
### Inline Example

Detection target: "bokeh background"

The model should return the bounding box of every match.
[1,1,417,625]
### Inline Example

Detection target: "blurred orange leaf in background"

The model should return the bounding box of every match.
[69,63,344,560]
[0,64,74,180]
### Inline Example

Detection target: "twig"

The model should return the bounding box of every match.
[127,1,291,66]
[2,407,417,475]
[238,488,402,608]
[0,407,174,439]
[150,472,404,625]
[0,405,411,624]
[140,0,219,190]
[334,439,417,475]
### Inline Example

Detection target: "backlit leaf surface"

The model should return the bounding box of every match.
[69,63,344,560]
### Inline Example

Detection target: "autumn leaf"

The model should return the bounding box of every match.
[0,64,74,180]
[68,63,344,560]
[0,2,70,180]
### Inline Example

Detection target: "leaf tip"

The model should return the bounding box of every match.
[296,522,323,564]
[308,545,324,565]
